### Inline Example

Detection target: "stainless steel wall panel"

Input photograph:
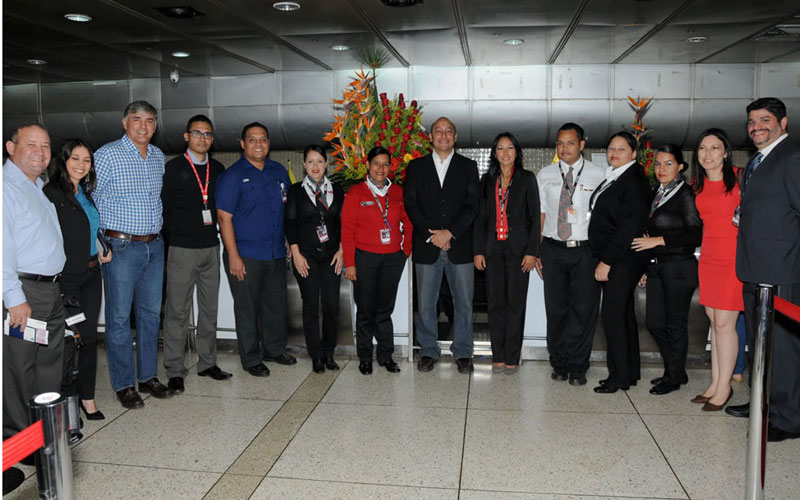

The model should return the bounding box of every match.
[472,66,547,100]
[684,99,751,148]
[368,69,409,106]
[758,63,800,98]
[613,65,691,99]
[281,72,333,105]
[211,74,278,107]
[40,112,90,150]
[470,100,548,147]
[130,79,162,109]
[83,111,127,150]
[211,105,281,151]
[159,108,213,152]
[694,65,755,99]
[549,99,611,148]
[281,103,337,149]
[551,65,609,99]
[160,76,210,109]
[411,67,469,101]
[3,84,39,115]
[609,98,691,145]
[415,100,471,144]
[39,82,129,114]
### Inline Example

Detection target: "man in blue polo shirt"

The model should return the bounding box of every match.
[216,122,296,376]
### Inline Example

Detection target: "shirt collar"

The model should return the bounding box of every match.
[121,133,154,157]
[605,160,636,182]
[186,149,208,165]
[432,150,454,168]
[3,159,43,188]
[758,133,788,159]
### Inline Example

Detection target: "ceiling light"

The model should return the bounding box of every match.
[331,45,350,51]
[272,1,300,11]
[503,39,524,46]
[171,51,191,58]
[64,13,92,22]
[155,6,204,19]
[27,59,47,65]
[685,36,708,43]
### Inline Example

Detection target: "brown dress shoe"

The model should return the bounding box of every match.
[116,387,144,409]
[138,378,172,398]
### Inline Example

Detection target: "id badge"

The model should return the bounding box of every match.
[202,209,213,226]
[732,205,741,227]
[567,206,578,225]
[497,227,508,241]
[380,228,391,245]
[316,224,329,242]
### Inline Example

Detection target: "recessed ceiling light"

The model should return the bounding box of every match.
[685,36,708,43]
[155,6,204,19]
[27,59,47,65]
[171,51,191,58]
[272,1,300,11]
[64,13,92,22]
[331,45,350,51]
[503,39,524,46]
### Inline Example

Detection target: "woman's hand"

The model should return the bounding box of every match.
[594,261,611,282]
[330,248,344,275]
[99,249,112,264]
[631,236,665,252]
[521,255,536,272]
[292,249,309,278]
[638,274,648,288]
[533,256,543,279]
[345,266,357,281]
[473,255,486,270]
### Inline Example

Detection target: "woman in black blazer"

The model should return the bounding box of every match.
[474,132,541,374]
[631,145,701,396]
[44,138,111,420]
[589,131,651,393]
[285,145,344,374]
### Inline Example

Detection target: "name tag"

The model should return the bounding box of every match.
[316,224,329,242]
[360,201,375,207]
[202,209,213,225]
[567,206,579,224]
[380,229,391,245]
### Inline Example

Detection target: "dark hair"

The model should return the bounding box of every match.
[9,122,48,144]
[746,97,786,122]
[303,144,327,162]
[488,132,523,178]
[654,144,687,174]
[241,122,269,141]
[692,128,736,194]
[50,139,95,194]
[557,122,585,141]
[367,146,391,163]
[123,100,157,119]
[607,130,638,153]
[186,114,213,132]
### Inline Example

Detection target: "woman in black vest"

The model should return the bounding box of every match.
[631,145,701,396]
[44,139,112,420]
[285,145,344,374]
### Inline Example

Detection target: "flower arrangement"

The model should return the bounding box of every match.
[323,68,431,187]
[625,96,657,186]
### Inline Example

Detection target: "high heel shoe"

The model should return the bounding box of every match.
[702,388,733,412]
[691,394,710,404]
[79,401,105,421]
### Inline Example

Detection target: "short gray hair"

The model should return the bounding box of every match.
[123,100,157,119]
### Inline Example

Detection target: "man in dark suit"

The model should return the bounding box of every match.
[404,117,479,373]
[726,97,800,442]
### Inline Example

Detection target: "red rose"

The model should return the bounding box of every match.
[388,145,397,154]
[375,141,382,147]
[384,106,391,114]
[395,110,402,117]
[403,133,410,141]
[399,101,406,109]
[380,122,387,130]
[408,116,415,123]
[646,151,654,159]
[394,127,401,134]
[379,132,386,140]
[406,125,413,131]
[410,100,417,108]
[411,150,422,158]
[362,157,368,164]
[646,140,652,148]
[390,136,396,144]
[398,93,404,102]
[379,92,387,101]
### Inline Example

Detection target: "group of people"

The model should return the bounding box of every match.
[3,98,799,491]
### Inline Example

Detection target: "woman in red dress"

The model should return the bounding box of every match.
[692,128,743,411]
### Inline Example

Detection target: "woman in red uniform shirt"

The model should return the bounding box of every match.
[342,146,412,375]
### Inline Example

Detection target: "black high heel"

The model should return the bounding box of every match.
[79,400,106,421]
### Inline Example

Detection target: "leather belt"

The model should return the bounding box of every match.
[545,237,589,248]
[18,272,61,283]
[650,254,694,264]
[104,230,158,242]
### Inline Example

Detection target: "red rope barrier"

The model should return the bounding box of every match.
[2,420,43,471]
[775,296,800,324]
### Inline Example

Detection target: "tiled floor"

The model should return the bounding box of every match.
[6,350,800,500]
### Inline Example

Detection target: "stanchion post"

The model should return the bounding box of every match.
[29,392,73,500]
[407,256,414,363]
[744,284,775,500]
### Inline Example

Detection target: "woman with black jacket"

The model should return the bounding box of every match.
[44,139,111,420]
[285,145,344,374]
[473,132,541,375]
[632,145,702,396]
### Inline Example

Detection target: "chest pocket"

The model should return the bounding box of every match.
[240,176,270,210]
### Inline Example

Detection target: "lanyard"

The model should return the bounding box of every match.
[184,152,210,208]
[369,188,391,231]
[496,169,514,219]
[559,159,584,205]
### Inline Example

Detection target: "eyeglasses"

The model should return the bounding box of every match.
[189,130,214,139]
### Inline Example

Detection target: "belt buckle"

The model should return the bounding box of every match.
[566,240,578,248]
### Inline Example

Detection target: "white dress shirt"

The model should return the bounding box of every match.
[537,157,605,241]
[432,150,454,187]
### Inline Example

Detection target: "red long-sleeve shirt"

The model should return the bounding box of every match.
[341,181,412,267]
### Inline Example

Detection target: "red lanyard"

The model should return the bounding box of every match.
[369,187,391,230]
[495,169,513,239]
[184,152,210,207]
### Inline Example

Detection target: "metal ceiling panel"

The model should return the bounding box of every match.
[281,33,394,70]
[613,65,691,99]
[383,29,466,66]
[702,41,800,64]
[352,0,455,32]
[459,0,581,27]
[468,26,562,65]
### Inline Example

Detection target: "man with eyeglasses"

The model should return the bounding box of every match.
[216,122,296,377]
[161,115,231,394]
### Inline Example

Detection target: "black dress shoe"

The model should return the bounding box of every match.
[3,467,24,494]
[312,358,325,374]
[652,375,689,385]
[551,368,568,381]
[594,383,628,394]
[598,377,610,386]
[198,366,233,380]
[264,353,297,365]
[168,377,185,394]
[378,359,401,373]
[568,373,587,386]
[767,423,800,442]
[456,357,474,374]
[79,400,106,420]
[649,381,680,395]
[138,378,172,398]
[725,402,750,418]
[116,387,144,409]
[324,356,340,370]
[417,356,437,372]
[246,364,270,377]
[359,361,373,375]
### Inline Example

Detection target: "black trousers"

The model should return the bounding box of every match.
[353,249,406,362]
[294,249,341,359]
[224,253,288,369]
[60,265,103,400]
[600,258,646,389]
[645,257,698,385]
[485,241,530,365]
[542,240,600,374]
[743,281,800,432]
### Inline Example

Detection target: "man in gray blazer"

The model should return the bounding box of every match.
[727,97,800,442]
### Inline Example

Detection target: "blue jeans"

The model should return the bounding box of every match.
[101,235,164,391]
[415,250,474,358]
